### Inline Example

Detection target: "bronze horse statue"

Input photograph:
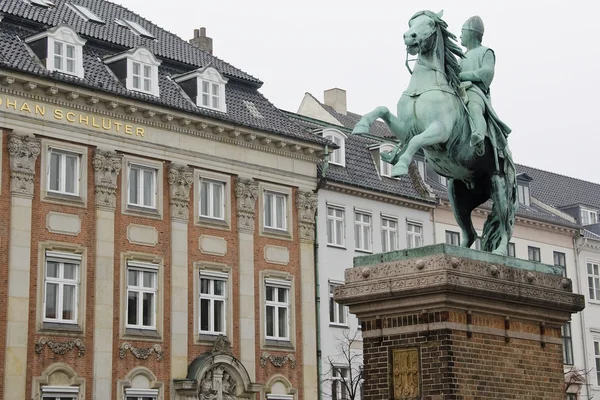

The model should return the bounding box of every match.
[352,10,517,255]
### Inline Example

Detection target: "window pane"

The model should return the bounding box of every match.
[278,288,287,303]
[212,83,219,96]
[66,44,74,58]
[47,261,59,278]
[327,218,334,244]
[266,305,274,336]
[214,280,225,296]
[329,296,335,322]
[202,81,209,94]
[335,220,343,246]
[45,282,58,319]
[63,263,76,280]
[266,286,274,301]
[49,152,61,191]
[264,194,273,227]
[128,270,138,286]
[133,76,140,89]
[54,41,62,55]
[127,291,138,325]
[62,284,75,320]
[67,59,75,73]
[200,278,210,294]
[142,170,154,207]
[144,65,151,78]
[338,303,345,324]
[65,155,77,194]
[129,168,138,204]
[275,195,285,229]
[278,307,288,338]
[202,93,209,106]
[213,183,223,219]
[143,271,154,288]
[144,78,151,92]
[142,292,154,326]
[200,298,210,331]
[133,62,140,75]
[200,181,210,216]
[214,300,224,332]
[390,230,398,251]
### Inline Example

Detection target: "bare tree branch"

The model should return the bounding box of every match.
[322,330,364,400]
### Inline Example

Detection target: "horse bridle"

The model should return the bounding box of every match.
[405,11,441,75]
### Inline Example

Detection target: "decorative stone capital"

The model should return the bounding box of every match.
[296,190,318,242]
[168,163,194,221]
[93,149,123,209]
[235,177,259,232]
[8,133,41,197]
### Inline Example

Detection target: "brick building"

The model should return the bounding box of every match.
[0,1,329,399]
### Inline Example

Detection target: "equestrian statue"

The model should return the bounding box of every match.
[352,10,516,255]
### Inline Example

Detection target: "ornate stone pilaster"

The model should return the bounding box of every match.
[92,149,122,209]
[235,177,259,232]
[168,164,194,221]
[296,190,318,242]
[7,133,41,197]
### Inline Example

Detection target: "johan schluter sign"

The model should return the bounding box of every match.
[353,10,515,256]
[0,95,146,137]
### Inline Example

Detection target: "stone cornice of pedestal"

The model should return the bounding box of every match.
[335,244,585,324]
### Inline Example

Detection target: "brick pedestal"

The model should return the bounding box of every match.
[334,244,585,400]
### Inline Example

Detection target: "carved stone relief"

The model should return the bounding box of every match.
[260,352,296,369]
[35,337,85,357]
[168,163,194,220]
[392,347,420,399]
[199,365,239,400]
[92,149,123,209]
[8,133,41,197]
[234,178,258,232]
[296,190,318,242]
[118,342,163,361]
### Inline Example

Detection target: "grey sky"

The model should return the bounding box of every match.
[118,0,600,183]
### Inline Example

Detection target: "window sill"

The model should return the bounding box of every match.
[39,322,83,335]
[261,227,292,241]
[197,216,231,231]
[355,249,373,254]
[123,205,163,220]
[326,244,346,250]
[264,339,295,351]
[196,333,229,345]
[42,191,86,208]
[124,328,162,341]
[329,323,350,329]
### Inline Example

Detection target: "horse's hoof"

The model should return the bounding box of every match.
[391,163,409,177]
[381,149,401,165]
[351,124,369,135]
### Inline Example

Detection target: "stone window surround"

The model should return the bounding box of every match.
[104,47,162,97]
[31,362,85,400]
[326,202,346,248]
[323,128,346,167]
[117,366,163,400]
[119,252,164,342]
[24,25,87,79]
[193,168,232,231]
[193,262,233,346]
[121,154,164,220]
[258,182,293,240]
[35,242,87,336]
[260,270,295,351]
[39,138,88,208]
[263,374,297,400]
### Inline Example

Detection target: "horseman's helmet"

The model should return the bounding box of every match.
[462,16,484,35]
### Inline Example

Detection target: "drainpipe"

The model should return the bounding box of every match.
[573,232,592,399]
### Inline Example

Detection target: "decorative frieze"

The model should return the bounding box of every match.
[259,352,296,369]
[168,163,194,220]
[92,149,123,209]
[296,190,318,242]
[7,133,41,197]
[234,178,258,232]
[118,342,163,361]
[35,337,85,357]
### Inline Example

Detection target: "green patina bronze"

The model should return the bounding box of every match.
[353,10,517,255]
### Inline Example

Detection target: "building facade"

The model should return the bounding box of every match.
[0,1,329,399]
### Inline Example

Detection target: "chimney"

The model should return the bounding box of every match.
[324,88,347,115]
[189,27,213,55]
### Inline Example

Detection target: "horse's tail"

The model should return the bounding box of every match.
[481,153,518,252]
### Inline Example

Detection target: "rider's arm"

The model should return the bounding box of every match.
[460,51,495,88]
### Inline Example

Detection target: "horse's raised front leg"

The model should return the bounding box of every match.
[392,121,449,176]
[352,106,406,140]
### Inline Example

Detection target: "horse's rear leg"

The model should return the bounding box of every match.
[486,174,511,255]
[447,178,488,248]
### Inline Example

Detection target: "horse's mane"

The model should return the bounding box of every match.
[412,11,465,90]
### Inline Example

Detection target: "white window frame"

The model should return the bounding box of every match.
[131,61,153,93]
[379,144,395,177]
[125,261,158,331]
[125,388,159,400]
[127,163,158,209]
[47,148,80,196]
[581,208,598,226]
[41,385,79,399]
[199,178,226,221]
[406,221,423,249]
[324,129,346,167]
[381,216,398,252]
[329,283,348,327]
[25,25,86,79]
[588,261,600,301]
[518,184,531,206]
[326,205,345,247]
[53,40,78,75]
[528,246,541,262]
[264,190,287,231]
[416,159,425,180]
[42,251,81,325]
[265,279,291,341]
[562,323,574,365]
[507,242,516,257]
[331,366,350,400]
[199,270,228,336]
[354,211,372,252]
[445,230,460,246]
[594,337,600,386]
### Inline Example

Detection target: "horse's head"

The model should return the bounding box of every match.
[404,10,444,55]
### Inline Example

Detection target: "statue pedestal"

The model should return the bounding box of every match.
[334,244,584,400]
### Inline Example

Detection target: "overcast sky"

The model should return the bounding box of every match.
[118,0,600,183]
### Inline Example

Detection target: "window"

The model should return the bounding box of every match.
[445,231,460,246]
[332,367,350,400]
[554,252,566,276]
[439,175,448,187]
[27,0,55,7]
[595,340,600,386]
[132,62,152,93]
[68,3,105,23]
[562,323,573,365]
[517,184,530,206]
[354,212,372,252]
[125,388,158,400]
[53,41,77,74]
[25,26,86,79]
[48,149,79,196]
[407,222,423,249]
[528,246,541,262]
[41,386,79,399]
[588,262,600,300]
[128,164,157,209]
[566,395,576,400]
[381,217,398,252]
[126,262,158,330]
[416,159,425,180]
[119,19,156,39]
[329,284,347,326]
[507,242,516,257]
[43,252,80,325]
[174,66,228,112]
[264,191,287,231]
[379,145,395,177]
[265,280,290,340]
[474,238,482,251]
[581,208,598,225]
[324,130,346,167]
[199,272,227,335]
[199,179,225,220]
[327,206,345,247]
[201,81,221,109]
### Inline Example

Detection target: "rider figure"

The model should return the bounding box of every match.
[459,16,495,149]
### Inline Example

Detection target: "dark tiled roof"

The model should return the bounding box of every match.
[286,111,435,204]
[516,164,600,210]
[0,0,329,146]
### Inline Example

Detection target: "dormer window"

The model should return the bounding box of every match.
[67,4,105,24]
[116,19,156,39]
[379,144,394,177]
[25,25,86,79]
[581,208,598,225]
[173,66,228,112]
[104,47,161,96]
[323,129,346,167]
[516,173,533,207]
